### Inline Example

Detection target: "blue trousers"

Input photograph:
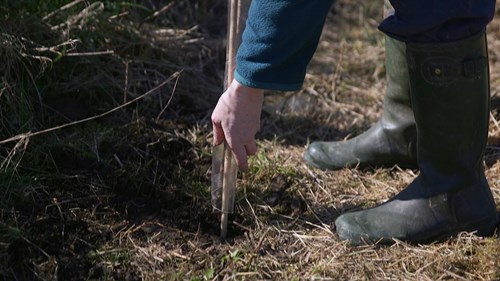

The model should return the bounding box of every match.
[380,0,496,42]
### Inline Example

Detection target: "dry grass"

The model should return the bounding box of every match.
[0,0,499,280]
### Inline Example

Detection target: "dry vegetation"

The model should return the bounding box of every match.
[1,0,499,280]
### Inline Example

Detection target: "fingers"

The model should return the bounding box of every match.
[212,118,257,172]
[212,112,258,172]
[212,115,255,172]
[226,139,258,172]
[245,141,258,156]
[212,120,225,146]
[231,144,249,172]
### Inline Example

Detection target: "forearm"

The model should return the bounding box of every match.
[235,0,334,91]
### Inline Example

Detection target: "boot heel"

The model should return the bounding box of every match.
[472,214,500,237]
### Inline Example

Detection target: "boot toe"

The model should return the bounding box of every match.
[304,141,356,170]
[335,208,407,245]
[303,142,329,169]
[335,213,377,245]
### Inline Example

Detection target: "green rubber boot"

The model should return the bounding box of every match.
[304,36,417,170]
[335,32,499,245]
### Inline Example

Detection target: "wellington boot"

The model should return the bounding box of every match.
[304,36,416,170]
[335,32,499,245]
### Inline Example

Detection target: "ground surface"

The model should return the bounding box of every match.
[1,0,499,280]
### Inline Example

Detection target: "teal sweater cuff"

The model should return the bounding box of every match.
[234,70,302,91]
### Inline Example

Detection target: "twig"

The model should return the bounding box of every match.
[0,134,29,171]
[22,237,51,259]
[156,70,181,121]
[64,50,114,56]
[490,112,500,131]
[253,228,270,253]
[42,0,85,21]
[0,71,181,145]
[33,39,80,54]
[50,2,104,31]
[123,60,130,103]
[140,2,177,27]
[440,269,470,281]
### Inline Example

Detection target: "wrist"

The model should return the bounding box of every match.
[230,79,264,99]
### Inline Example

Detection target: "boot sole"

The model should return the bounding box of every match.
[337,214,499,246]
[303,151,417,171]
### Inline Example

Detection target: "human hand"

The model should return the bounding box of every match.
[211,79,264,172]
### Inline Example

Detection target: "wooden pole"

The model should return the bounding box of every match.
[211,0,251,240]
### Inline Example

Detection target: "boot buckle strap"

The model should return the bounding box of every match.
[463,57,487,79]
[423,57,486,84]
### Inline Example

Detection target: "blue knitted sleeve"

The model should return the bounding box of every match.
[235,0,334,91]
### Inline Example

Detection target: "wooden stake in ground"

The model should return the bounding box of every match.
[211,0,251,239]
